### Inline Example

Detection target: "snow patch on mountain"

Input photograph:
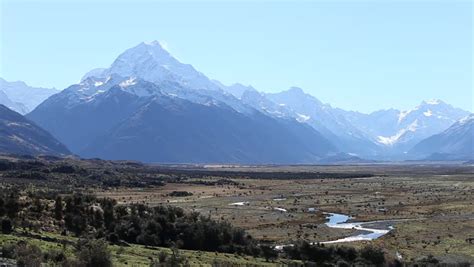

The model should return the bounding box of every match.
[119,77,137,88]
[296,113,311,122]
[458,114,474,124]
[398,109,411,123]
[377,120,418,146]
[94,81,104,87]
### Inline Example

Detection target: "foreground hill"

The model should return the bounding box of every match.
[0,104,70,156]
[409,114,474,160]
[28,77,335,163]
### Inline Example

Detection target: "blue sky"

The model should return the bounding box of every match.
[1,0,472,113]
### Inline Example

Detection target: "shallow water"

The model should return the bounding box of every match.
[228,201,249,206]
[322,213,393,244]
[274,207,287,212]
[325,213,350,225]
[275,212,393,249]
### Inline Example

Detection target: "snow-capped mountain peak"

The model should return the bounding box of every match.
[79,42,265,115]
[82,41,222,92]
[134,41,174,62]
[396,99,463,125]
[287,86,305,94]
[422,99,444,105]
[91,41,222,92]
[143,40,165,47]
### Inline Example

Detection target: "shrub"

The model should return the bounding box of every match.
[15,242,43,267]
[360,246,385,265]
[168,191,193,197]
[75,239,112,267]
[260,245,278,262]
[150,248,189,267]
[1,243,16,258]
[43,249,67,264]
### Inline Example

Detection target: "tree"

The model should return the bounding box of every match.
[0,198,5,217]
[102,199,115,230]
[54,196,63,220]
[1,218,13,234]
[5,193,19,219]
[65,214,87,236]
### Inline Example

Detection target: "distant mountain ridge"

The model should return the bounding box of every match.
[0,104,70,156]
[0,78,58,114]
[264,87,381,157]
[340,99,470,156]
[23,41,472,162]
[409,114,474,160]
[0,90,28,115]
[216,79,470,159]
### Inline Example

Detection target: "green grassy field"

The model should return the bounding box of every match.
[0,231,297,266]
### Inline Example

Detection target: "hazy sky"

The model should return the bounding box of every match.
[1,0,472,113]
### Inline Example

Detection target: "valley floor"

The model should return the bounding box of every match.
[1,156,473,265]
[96,164,474,263]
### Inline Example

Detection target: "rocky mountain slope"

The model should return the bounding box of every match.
[0,104,70,156]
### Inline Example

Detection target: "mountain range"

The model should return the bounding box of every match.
[28,76,335,163]
[221,83,470,159]
[2,41,472,162]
